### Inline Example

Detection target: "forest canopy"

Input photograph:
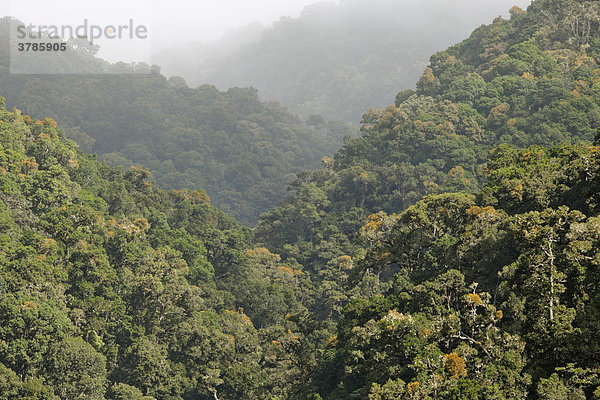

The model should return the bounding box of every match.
[2,0,600,398]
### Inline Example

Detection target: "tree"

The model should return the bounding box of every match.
[48,337,106,400]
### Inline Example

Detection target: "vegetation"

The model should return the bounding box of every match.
[253,0,600,396]
[0,100,323,399]
[310,143,600,399]
[2,0,600,398]
[0,17,354,225]
[255,0,600,317]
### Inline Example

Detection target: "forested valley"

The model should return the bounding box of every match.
[2,0,600,399]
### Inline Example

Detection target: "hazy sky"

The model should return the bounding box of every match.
[7,0,532,63]
[7,0,327,62]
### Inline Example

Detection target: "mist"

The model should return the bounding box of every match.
[7,0,330,63]
[150,0,534,122]
[7,0,532,64]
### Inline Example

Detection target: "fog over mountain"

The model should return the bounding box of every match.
[153,0,533,122]
[7,0,335,63]
[9,0,531,122]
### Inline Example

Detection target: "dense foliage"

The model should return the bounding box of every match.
[154,0,529,122]
[310,143,600,399]
[0,17,353,225]
[3,0,600,398]
[251,0,600,396]
[255,0,600,314]
[0,100,328,399]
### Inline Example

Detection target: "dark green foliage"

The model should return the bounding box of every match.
[312,143,600,399]
[250,1,600,397]
[3,0,600,399]
[48,337,107,399]
[255,0,600,330]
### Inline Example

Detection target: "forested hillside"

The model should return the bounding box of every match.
[154,0,530,122]
[3,0,600,398]
[3,102,600,399]
[254,0,600,396]
[309,142,600,398]
[0,99,329,399]
[256,0,600,305]
[0,17,354,225]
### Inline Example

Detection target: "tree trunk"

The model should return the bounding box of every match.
[545,236,555,321]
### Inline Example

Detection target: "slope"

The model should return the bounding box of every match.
[154,0,532,122]
[256,0,600,283]
[0,97,324,399]
[0,17,353,226]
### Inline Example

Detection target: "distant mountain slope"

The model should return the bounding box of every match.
[154,0,531,122]
[0,17,354,225]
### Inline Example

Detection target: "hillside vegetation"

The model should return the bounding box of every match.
[0,99,328,399]
[256,0,600,293]
[0,17,354,225]
[254,0,600,396]
[2,0,600,398]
